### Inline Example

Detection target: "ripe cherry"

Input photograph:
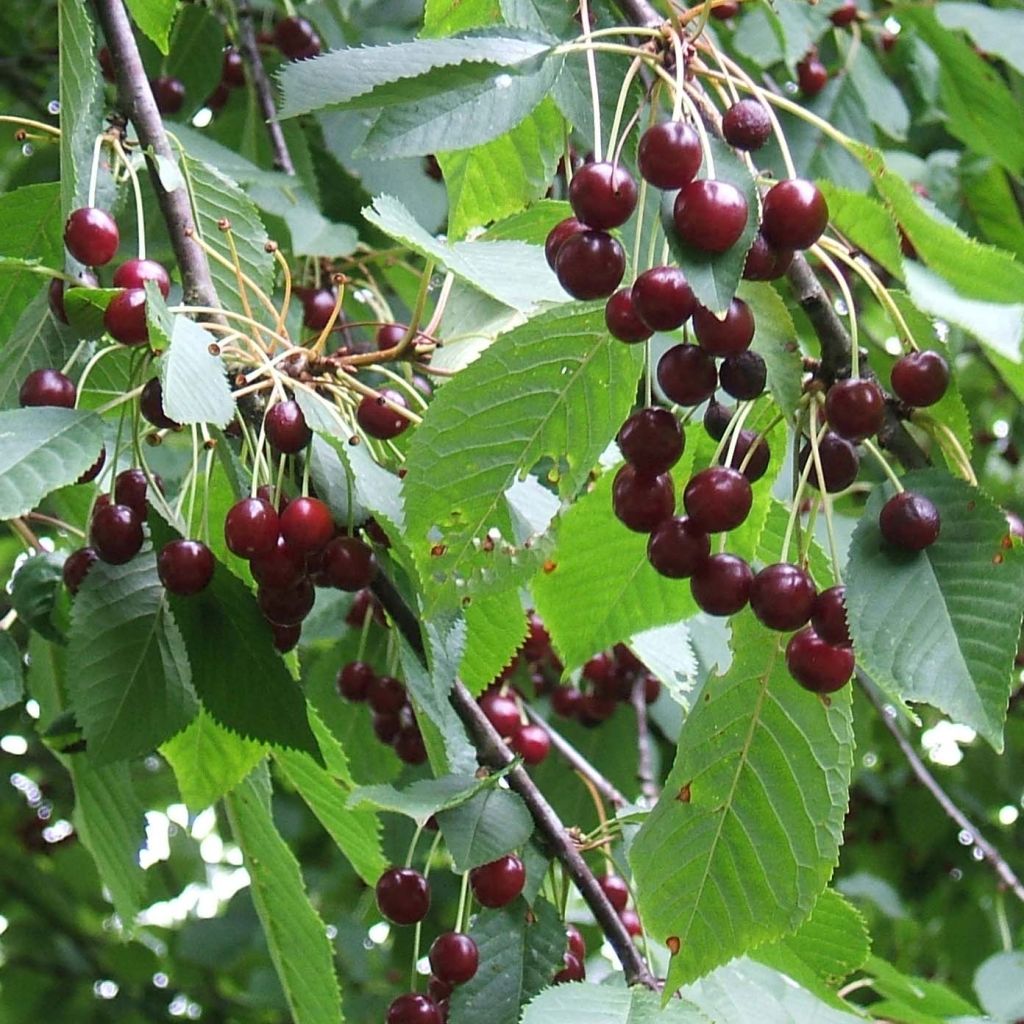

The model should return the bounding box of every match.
[631,266,696,331]
[799,431,859,492]
[395,727,427,765]
[722,99,772,151]
[750,562,817,631]
[720,429,771,483]
[429,932,479,985]
[376,323,409,351]
[357,390,410,440]
[693,298,755,357]
[104,289,149,346]
[98,46,115,82]
[786,628,854,693]
[470,855,525,908]
[274,16,322,59]
[157,539,215,595]
[554,952,586,983]
[62,547,99,595]
[703,400,732,441]
[673,179,749,254]
[280,496,334,554]
[368,675,407,715]
[114,468,148,518]
[612,464,675,533]
[551,685,583,717]
[620,908,642,937]
[151,75,185,114]
[480,691,521,737]
[617,408,683,474]
[250,536,306,589]
[427,977,453,1003]
[222,47,246,87]
[265,400,312,454]
[510,723,550,765]
[258,578,315,626]
[683,466,752,533]
[890,350,949,407]
[566,924,586,961]
[113,258,171,298]
[761,179,830,250]
[140,377,179,430]
[647,516,710,578]
[637,121,702,189]
[545,217,587,270]
[605,288,652,343]
[301,288,337,330]
[598,873,629,912]
[825,378,885,441]
[879,491,940,550]
[657,344,718,406]
[19,368,76,408]
[830,0,859,26]
[91,504,144,565]
[64,207,119,266]
[224,497,279,558]
[555,230,626,300]
[568,161,638,230]
[797,55,829,97]
[336,660,375,701]
[719,351,767,401]
[372,711,401,744]
[690,553,753,615]
[711,0,740,17]
[386,994,441,1024]
[811,585,851,647]
[322,536,377,590]
[743,232,794,281]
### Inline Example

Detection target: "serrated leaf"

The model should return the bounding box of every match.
[739,281,803,421]
[522,983,708,1024]
[159,315,235,427]
[448,898,566,1024]
[630,612,853,989]
[436,786,533,872]
[845,469,1024,750]
[64,286,121,337]
[816,182,904,278]
[849,46,909,142]
[864,955,983,1019]
[461,588,527,695]
[10,551,65,643]
[284,207,359,258]
[348,773,495,820]
[936,4,1024,77]
[627,621,698,709]
[144,280,174,353]
[224,768,344,1024]
[403,304,642,612]
[124,0,177,52]
[0,407,106,520]
[0,632,25,710]
[424,0,502,35]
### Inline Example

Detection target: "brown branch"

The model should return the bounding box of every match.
[858,674,1024,904]
[631,679,660,804]
[92,0,222,313]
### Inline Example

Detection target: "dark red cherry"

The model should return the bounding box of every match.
[620,908,642,937]
[545,217,587,270]
[63,546,99,595]
[683,466,752,533]
[554,952,586,983]
[98,46,116,82]
[249,535,305,589]
[761,179,830,250]
[693,299,755,357]
[657,344,717,406]
[811,585,851,647]
[90,504,144,565]
[786,628,854,693]
[376,323,408,351]
[113,259,171,298]
[274,16,322,59]
[830,0,859,27]
[368,675,407,715]
[749,562,817,631]
[799,431,859,492]
[879,491,940,550]
[336,660,376,701]
[555,230,626,300]
[373,711,401,744]
[386,994,441,1024]
[711,0,739,17]
[722,98,772,151]
[470,855,525,908]
[551,685,583,717]
[376,867,430,925]
[265,400,312,454]
[104,289,149,346]
[647,516,710,578]
[566,923,586,961]
[612,464,675,533]
[224,497,279,558]
[631,266,696,331]
[114,468,148,518]
[205,82,230,112]
[890,350,949,407]
[222,47,246,88]
[637,121,702,190]
[510,723,550,765]
[64,207,119,266]
[673,179,749,253]
[429,932,479,985]
[258,578,315,626]
[357,390,409,440]
[322,536,377,591]
[479,692,521,737]
[720,429,771,483]
[140,377,179,430]
[151,76,185,114]
[719,350,767,400]
[796,55,828,97]
[598,873,629,911]
[157,539,215,595]
[824,378,885,441]
[522,612,551,662]
[617,408,683,474]
[742,232,794,281]
[280,496,334,554]
[690,553,753,615]
[302,289,337,330]
[605,288,652,343]
[704,400,732,441]
[19,368,76,408]
[394,726,427,765]
[568,161,638,230]
[427,977,453,1003]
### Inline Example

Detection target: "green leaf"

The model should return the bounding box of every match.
[349,773,498,820]
[159,315,235,427]
[630,612,853,989]
[849,46,909,142]
[124,0,177,52]
[161,4,222,117]
[424,0,502,35]
[436,786,533,872]
[10,551,66,643]
[224,768,344,1024]
[962,159,1024,260]
[403,304,642,611]
[815,182,903,278]
[974,951,1024,1020]
[64,287,121,337]
[936,3,1024,76]
[460,588,527,695]
[845,469,1024,750]
[0,632,25,710]
[448,898,566,1024]
[628,621,698,708]
[161,708,266,811]
[522,983,707,1023]
[740,281,803,420]
[863,955,982,1019]
[0,407,105,520]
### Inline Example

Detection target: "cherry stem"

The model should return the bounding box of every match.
[810,244,859,377]
[579,0,604,161]
[112,138,147,260]
[355,598,373,664]
[0,114,61,136]
[454,868,471,934]
[808,400,843,583]
[911,414,977,485]
[606,56,645,163]
[669,28,686,122]
[411,831,444,991]
[86,133,106,209]
[862,438,906,492]
[95,383,145,415]
[9,518,44,553]
[781,419,826,563]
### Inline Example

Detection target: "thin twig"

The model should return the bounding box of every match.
[631,679,660,804]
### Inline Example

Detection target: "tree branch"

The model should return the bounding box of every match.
[92,0,222,313]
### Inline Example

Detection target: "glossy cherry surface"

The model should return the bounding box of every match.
[113,258,171,298]
[890,350,950,407]
[657,344,718,406]
[91,504,144,565]
[64,207,119,266]
[157,540,215,595]
[612,465,675,533]
[274,16,322,59]
[555,230,626,300]
[429,932,479,985]
[719,429,771,483]
[637,121,702,189]
[114,468,148,518]
[280,496,334,554]
[749,563,817,631]
[879,491,941,550]
[140,377,179,430]
[510,723,550,765]
[258,578,315,626]
[62,547,99,595]
[479,692,521,737]
[104,288,149,346]
[265,400,312,454]
[336,660,375,701]
[683,466,753,533]
[824,378,886,441]
[249,536,305,589]
[796,55,828,97]
[598,874,629,912]
[545,217,587,270]
[812,585,851,647]
[357,390,410,440]
[631,266,696,331]
[470,855,526,908]
[386,994,441,1024]
[693,298,755,357]
[224,497,279,558]
[719,350,767,400]
[568,161,638,230]
[617,408,683,474]
[690,553,753,615]
[647,516,710,579]
[673,179,748,253]
[761,179,830,250]
[799,431,860,493]
[19,369,76,408]
[605,288,652,343]
[302,288,337,330]
[322,536,377,591]
[722,98,772,150]
[151,75,185,114]
[786,628,854,693]
[742,232,794,281]
[377,867,430,924]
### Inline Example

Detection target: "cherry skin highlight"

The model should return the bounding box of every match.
[19,369,76,409]
[62,547,99,595]
[825,378,886,441]
[428,932,479,985]
[657,344,718,406]
[890,350,950,407]
[224,497,279,558]
[386,994,442,1024]
[647,516,711,579]
[336,660,376,701]
[812,585,851,647]
[612,465,675,533]
[749,563,817,631]
[157,540,215,596]
[265,400,312,454]
[683,466,753,533]
[279,496,334,554]
[693,299,756,357]
[673,179,748,254]
[722,98,773,151]
[637,121,702,189]
[879,491,941,551]
[617,407,684,474]
[113,258,171,298]
[568,161,638,230]
[470,855,526,908]
[510,723,550,765]
[799,431,860,493]
[104,288,149,346]
[357,390,410,440]
[786,628,854,693]
[90,504,144,565]
[64,207,119,266]
[605,288,653,343]
[376,867,430,925]
[322,536,377,591]
[690,553,753,616]
[761,179,830,250]
[555,230,626,300]
[631,266,696,331]
[545,217,587,270]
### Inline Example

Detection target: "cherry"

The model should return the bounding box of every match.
[566,924,586,961]
[703,400,732,441]
[250,536,306,589]
[693,299,755,357]
[336,660,376,701]
[64,207,119,266]
[551,685,583,717]
[386,994,441,1024]
[523,613,551,662]
[302,288,337,330]
[722,98,772,151]
[19,368,76,409]
[375,323,409,351]
[597,873,629,912]
[429,932,479,985]
[555,230,626,300]
[140,377,179,430]
[91,504,144,565]
[797,55,829,97]
[510,723,550,765]
[657,344,718,406]
[824,378,885,441]
[265,400,312,454]
[890,350,949,407]
[104,288,149,346]
[114,468,148,518]
[205,82,230,112]
[113,258,171,298]
[151,75,185,116]
[480,691,521,737]
[373,711,401,744]
[719,429,771,483]
[620,907,642,937]
[62,546,99,595]
[222,47,246,88]
[631,266,696,331]
[617,408,683,474]
[799,431,859,492]
[280,496,334,554]
[761,179,830,250]
[711,0,740,17]
[258,578,315,626]
[569,161,638,230]
[322,536,377,590]
[647,516,710,578]
[812,585,851,647]
[395,726,427,765]
[750,563,817,631]
[98,46,116,82]
[690,553,753,615]
[357,390,410,440]
[605,289,652,343]
[786,628,854,693]
[554,952,586,983]
[637,121,702,190]
[879,491,940,550]
[274,16,322,59]
[428,978,453,1003]
[830,0,859,26]
[742,232,794,281]
[545,217,587,270]
[368,675,407,715]
[719,350,767,400]
[224,497,279,558]
[470,855,525,908]
[77,447,107,484]
[157,539,215,595]
[612,464,675,533]
[673,179,749,254]
[683,466,752,533]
